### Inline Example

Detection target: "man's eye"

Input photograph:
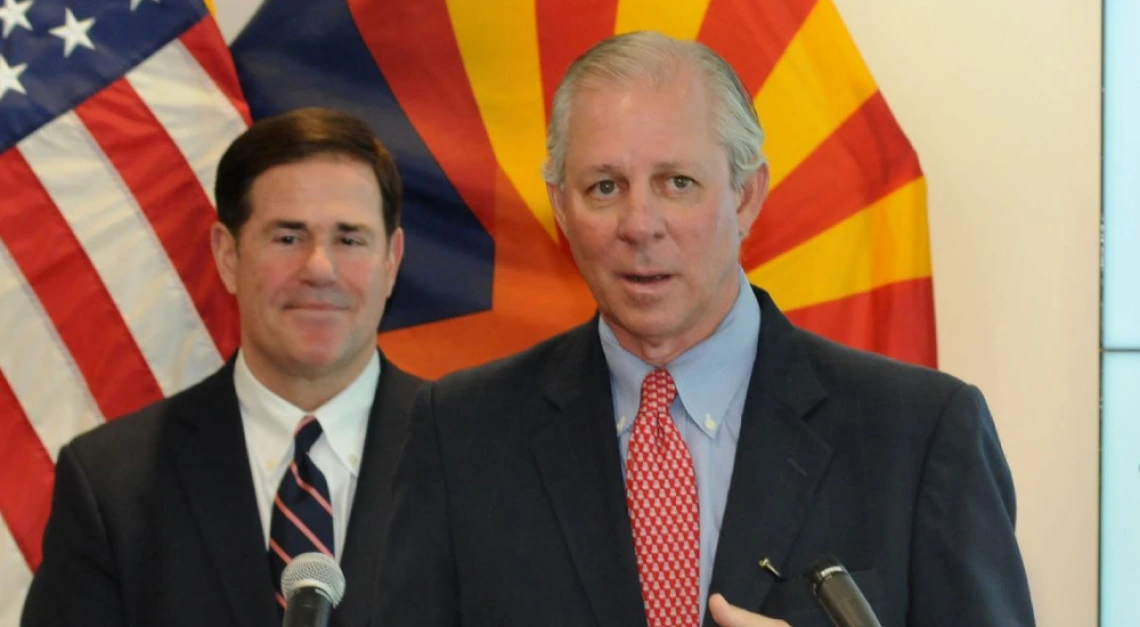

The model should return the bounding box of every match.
[276,234,298,244]
[670,176,694,189]
[591,180,618,196]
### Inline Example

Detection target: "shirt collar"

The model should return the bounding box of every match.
[599,270,760,439]
[234,350,381,476]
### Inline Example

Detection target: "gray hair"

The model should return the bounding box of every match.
[543,31,767,191]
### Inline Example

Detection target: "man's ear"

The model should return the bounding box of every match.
[382,227,405,300]
[735,163,770,240]
[210,222,239,295]
[548,180,568,234]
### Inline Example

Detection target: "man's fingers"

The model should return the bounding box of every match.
[708,593,790,627]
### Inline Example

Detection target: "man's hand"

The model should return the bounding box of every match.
[709,594,791,627]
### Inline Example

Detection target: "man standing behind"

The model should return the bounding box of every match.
[374,33,1034,627]
[23,108,420,627]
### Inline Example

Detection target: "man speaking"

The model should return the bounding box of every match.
[373,32,1035,627]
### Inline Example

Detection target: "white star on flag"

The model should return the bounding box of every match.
[0,0,33,38]
[0,54,28,100]
[49,8,96,57]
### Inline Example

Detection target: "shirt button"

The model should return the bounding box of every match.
[349,454,360,468]
[704,415,717,430]
[616,416,628,434]
[265,461,275,472]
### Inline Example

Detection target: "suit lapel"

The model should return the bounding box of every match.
[530,321,648,627]
[172,363,279,627]
[701,289,832,627]
[525,289,832,627]
[333,356,420,627]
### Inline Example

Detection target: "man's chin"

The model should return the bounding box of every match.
[283,346,349,378]
[287,339,379,376]
[603,311,680,344]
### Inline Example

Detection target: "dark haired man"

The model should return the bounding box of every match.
[23,107,420,627]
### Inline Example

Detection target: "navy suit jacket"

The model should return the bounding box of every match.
[373,287,1034,627]
[22,351,421,627]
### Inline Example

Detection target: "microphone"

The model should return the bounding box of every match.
[280,553,347,627]
[809,557,882,627]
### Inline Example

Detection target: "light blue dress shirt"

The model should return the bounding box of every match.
[599,270,760,621]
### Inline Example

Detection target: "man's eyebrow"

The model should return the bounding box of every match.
[266,220,307,231]
[652,160,705,172]
[335,222,375,233]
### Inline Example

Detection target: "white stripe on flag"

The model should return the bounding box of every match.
[17,113,223,395]
[0,515,32,627]
[0,241,102,461]
[127,38,248,207]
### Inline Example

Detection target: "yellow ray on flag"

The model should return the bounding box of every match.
[614,0,711,40]
[447,0,556,240]
[748,177,931,311]
[756,0,879,189]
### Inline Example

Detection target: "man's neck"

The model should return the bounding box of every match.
[607,272,742,367]
[241,349,374,412]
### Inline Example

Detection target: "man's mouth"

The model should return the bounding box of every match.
[621,273,671,284]
[286,302,343,311]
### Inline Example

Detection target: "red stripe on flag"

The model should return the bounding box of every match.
[0,150,164,418]
[348,0,498,234]
[536,0,619,121]
[0,373,56,570]
[697,0,818,95]
[178,17,253,126]
[785,277,937,367]
[742,91,922,269]
[75,80,240,358]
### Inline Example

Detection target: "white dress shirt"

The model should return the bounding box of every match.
[234,350,380,561]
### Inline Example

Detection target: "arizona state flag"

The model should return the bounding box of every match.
[231,0,936,378]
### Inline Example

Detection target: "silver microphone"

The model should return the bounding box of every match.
[281,553,346,627]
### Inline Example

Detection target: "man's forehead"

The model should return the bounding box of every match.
[565,77,714,141]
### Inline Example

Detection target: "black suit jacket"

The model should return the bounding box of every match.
[22,351,421,627]
[373,288,1034,627]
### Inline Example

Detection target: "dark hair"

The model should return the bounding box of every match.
[215,107,402,237]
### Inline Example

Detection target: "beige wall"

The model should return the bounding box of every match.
[832,0,1102,625]
[218,1,1103,624]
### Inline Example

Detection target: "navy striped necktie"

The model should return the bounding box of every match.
[268,415,334,609]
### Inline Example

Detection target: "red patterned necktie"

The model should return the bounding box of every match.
[625,368,700,627]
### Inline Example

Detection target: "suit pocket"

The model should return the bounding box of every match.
[760,568,883,624]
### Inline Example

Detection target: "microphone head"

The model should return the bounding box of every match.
[808,555,848,586]
[281,553,347,607]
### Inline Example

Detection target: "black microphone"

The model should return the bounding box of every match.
[280,552,346,627]
[809,557,882,627]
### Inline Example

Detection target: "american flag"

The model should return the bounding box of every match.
[0,0,246,620]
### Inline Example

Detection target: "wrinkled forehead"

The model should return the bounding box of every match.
[563,76,723,163]
[568,72,715,133]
